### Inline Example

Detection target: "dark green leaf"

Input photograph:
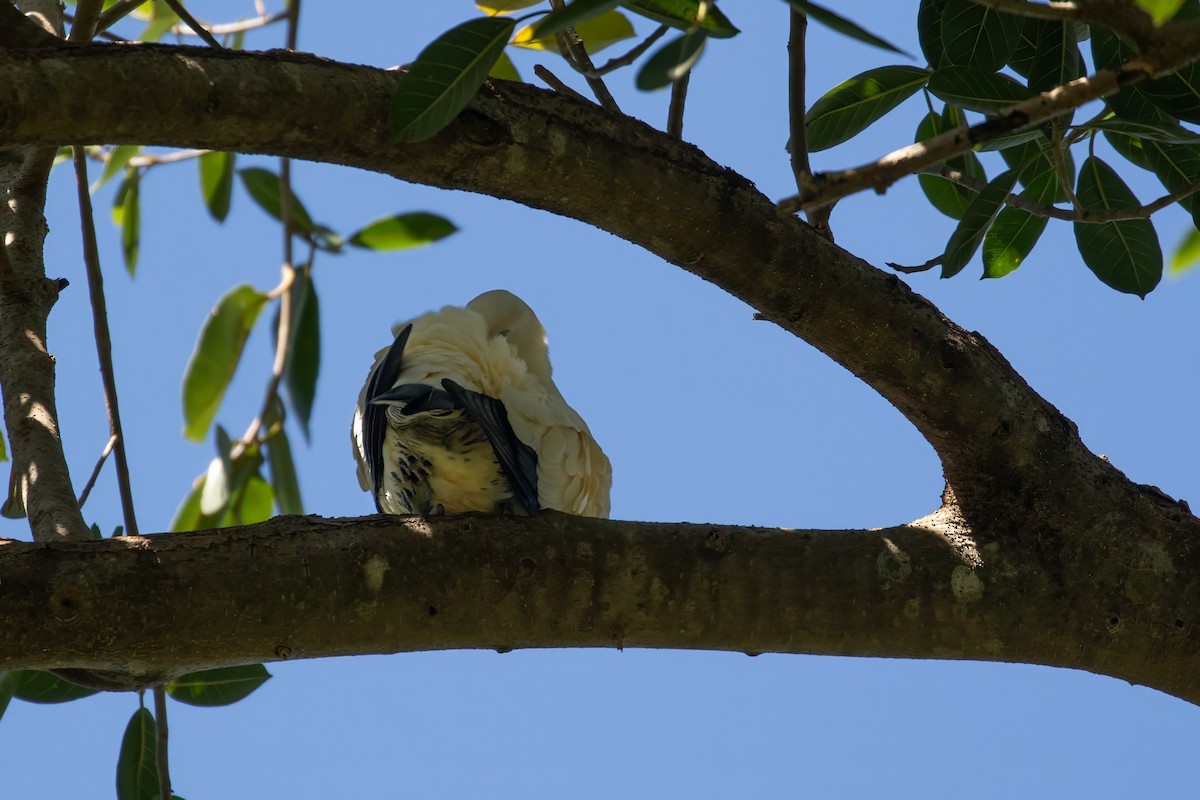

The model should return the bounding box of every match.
[917,0,946,68]
[1140,65,1200,123]
[982,168,1059,278]
[181,284,269,442]
[927,66,1034,114]
[266,426,304,515]
[238,168,317,233]
[973,125,1053,152]
[0,427,7,462]
[391,17,516,142]
[1105,132,1200,226]
[1026,20,1083,99]
[95,145,141,191]
[1074,156,1163,296]
[805,65,929,151]
[939,0,1021,71]
[199,151,235,222]
[283,273,320,440]
[1088,117,1200,144]
[0,671,16,721]
[233,473,274,525]
[623,0,740,38]
[999,135,1074,201]
[785,1,910,56]
[531,0,622,37]
[1007,17,1039,77]
[116,707,158,800]
[12,670,98,703]
[1089,26,1171,122]
[167,664,272,707]
[941,168,1020,278]
[348,213,459,250]
[916,110,986,219]
[112,168,140,276]
[636,29,706,90]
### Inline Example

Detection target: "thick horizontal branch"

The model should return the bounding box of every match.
[1,511,1197,704]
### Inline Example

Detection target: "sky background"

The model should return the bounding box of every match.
[4,1,1200,797]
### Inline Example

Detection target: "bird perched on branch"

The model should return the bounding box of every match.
[351,290,611,518]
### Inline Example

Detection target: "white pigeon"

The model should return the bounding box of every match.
[351,290,611,518]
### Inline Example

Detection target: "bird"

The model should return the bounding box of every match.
[351,290,611,518]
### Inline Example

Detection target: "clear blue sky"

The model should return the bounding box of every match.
[4,2,1200,797]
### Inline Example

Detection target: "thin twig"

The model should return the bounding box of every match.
[1049,121,1082,213]
[153,685,172,800]
[285,0,300,50]
[67,0,104,42]
[71,146,140,537]
[127,149,210,168]
[161,0,223,48]
[170,10,287,37]
[63,14,127,41]
[534,64,589,101]
[787,7,833,238]
[548,0,620,112]
[667,70,690,138]
[95,0,148,34]
[76,434,117,509]
[929,165,1200,222]
[887,255,943,274]
[580,24,668,78]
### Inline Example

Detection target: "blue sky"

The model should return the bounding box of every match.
[4,2,1200,797]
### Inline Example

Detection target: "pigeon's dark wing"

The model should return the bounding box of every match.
[363,325,412,511]
[441,378,540,515]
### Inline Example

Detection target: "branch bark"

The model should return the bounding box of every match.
[0,43,1198,702]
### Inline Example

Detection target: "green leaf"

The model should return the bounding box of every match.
[477,0,544,12]
[181,285,269,442]
[1074,156,1163,296]
[918,0,947,68]
[94,145,141,192]
[999,135,1074,201]
[1026,20,1083,98]
[238,167,317,234]
[0,427,7,462]
[233,473,274,525]
[1007,17,1039,77]
[11,670,98,703]
[1134,0,1188,25]
[1088,117,1200,144]
[973,126,1051,152]
[916,109,986,219]
[348,213,458,251]
[927,66,1034,114]
[939,0,1021,72]
[515,8,634,53]
[1170,225,1200,274]
[623,0,740,38]
[1089,25,1170,122]
[266,426,304,515]
[170,478,205,532]
[1139,65,1200,123]
[636,29,706,90]
[982,168,1059,278]
[785,0,910,57]
[391,17,517,143]
[116,707,158,800]
[0,671,17,721]
[489,49,521,81]
[167,664,272,707]
[1105,133,1200,227]
[941,168,1020,278]
[199,151,235,222]
[200,427,234,516]
[2,469,25,519]
[282,273,320,440]
[531,0,622,38]
[805,65,929,151]
[112,168,141,276]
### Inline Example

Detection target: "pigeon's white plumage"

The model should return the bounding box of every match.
[352,290,611,518]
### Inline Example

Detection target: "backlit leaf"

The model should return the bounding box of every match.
[1134,0,1188,25]
[199,151,235,222]
[515,8,634,53]
[636,29,706,90]
[489,50,521,81]
[94,145,141,192]
[0,428,6,462]
[111,168,140,276]
[982,168,1060,278]
[941,168,1019,278]
[785,0,910,57]
[1074,156,1163,296]
[167,664,272,707]
[116,707,158,800]
[805,65,929,151]
[348,213,458,251]
[477,0,543,12]
[181,285,269,442]
[623,0,739,38]
[940,0,1021,71]
[392,17,517,142]
[1170,226,1200,274]
[531,0,621,37]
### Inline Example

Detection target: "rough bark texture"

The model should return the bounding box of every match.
[0,39,1197,701]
